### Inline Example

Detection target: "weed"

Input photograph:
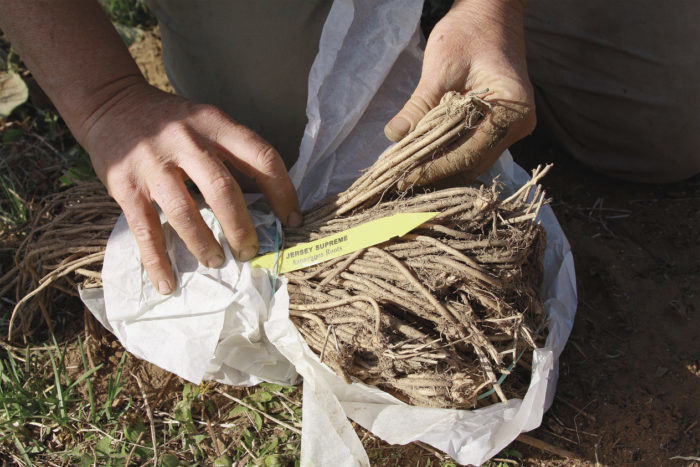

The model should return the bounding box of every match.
[99,351,130,422]
[0,335,136,465]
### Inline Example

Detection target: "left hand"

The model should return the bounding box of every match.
[385,0,536,188]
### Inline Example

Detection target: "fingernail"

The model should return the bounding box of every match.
[287,210,302,227]
[158,280,172,295]
[385,116,411,141]
[206,253,225,268]
[237,245,258,262]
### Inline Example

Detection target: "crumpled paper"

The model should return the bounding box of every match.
[81,0,577,465]
[82,206,297,387]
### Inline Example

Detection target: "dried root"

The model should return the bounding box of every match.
[1,182,119,339]
[285,92,550,408]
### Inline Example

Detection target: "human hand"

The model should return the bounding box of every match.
[80,83,301,294]
[385,0,535,188]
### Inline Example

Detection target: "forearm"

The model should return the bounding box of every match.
[0,0,146,142]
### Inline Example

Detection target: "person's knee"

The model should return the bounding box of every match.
[524,0,700,183]
[591,151,700,184]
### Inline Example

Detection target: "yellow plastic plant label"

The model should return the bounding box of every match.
[250,212,438,274]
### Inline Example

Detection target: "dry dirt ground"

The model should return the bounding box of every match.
[124,33,700,465]
[5,33,698,466]
[510,135,700,466]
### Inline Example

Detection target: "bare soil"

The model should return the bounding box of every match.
[509,134,700,466]
[128,28,173,94]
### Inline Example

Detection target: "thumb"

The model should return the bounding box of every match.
[384,86,441,143]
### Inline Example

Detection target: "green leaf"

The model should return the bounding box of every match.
[2,127,23,143]
[242,428,255,446]
[263,454,282,467]
[259,383,285,392]
[60,166,95,186]
[131,446,149,460]
[228,405,248,418]
[173,400,191,422]
[95,435,113,456]
[67,363,103,391]
[498,447,523,459]
[11,434,31,465]
[0,72,28,118]
[0,173,26,225]
[124,421,146,443]
[182,383,196,401]
[159,452,181,467]
[46,346,66,419]
[112,22,145,46]
[259,436,279,457]
[257,391,274,403]
[253,411,263,431]
[213,455,233,467]
[79,453,95,467]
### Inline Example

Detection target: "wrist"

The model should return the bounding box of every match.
[73,75,150,147]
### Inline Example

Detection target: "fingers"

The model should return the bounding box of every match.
[178,152,260,262]
[148,169,227,268]
[198,111,302,228]
[97,101,302,297]
[397,104,534,190]
[120,192,175,295]
[385,90,440,143]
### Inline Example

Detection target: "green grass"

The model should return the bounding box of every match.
[98,0,155,29]
[0,337,112,464]
[0,332,308,465]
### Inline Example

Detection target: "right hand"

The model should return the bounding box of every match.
[80,82,301,295]
[384,0,535,188]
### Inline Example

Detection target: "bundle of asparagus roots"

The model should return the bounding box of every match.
[283,91,550,409]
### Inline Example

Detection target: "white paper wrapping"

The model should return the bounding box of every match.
[81,0,577,465]
[83,207,298,387]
